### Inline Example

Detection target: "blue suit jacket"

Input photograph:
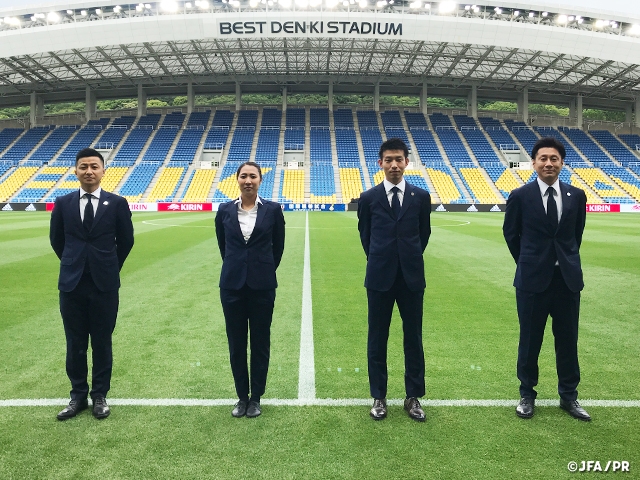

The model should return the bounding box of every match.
[50,190,134,293]
[357,182,431,292]
[503,180,586,293]
[215,199,285,290]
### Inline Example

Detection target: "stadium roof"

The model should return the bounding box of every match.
[1,1,640,110]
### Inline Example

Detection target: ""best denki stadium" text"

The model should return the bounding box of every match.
[219,21,402,36]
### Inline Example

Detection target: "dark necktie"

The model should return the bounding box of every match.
[391,186,401,218]
[83,193,94,231]
[546,186,558,229]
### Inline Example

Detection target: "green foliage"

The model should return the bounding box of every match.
[0,106,29,120]
[583,109,625,122]
[334,94,373,105]
[427,97,467,108]
[146,99,169,107]
[289,94,328,104]
[379,96,419,107]
[194,94,236,105]
[172,96,188,106]
[529,103,570,116]
[479,101,518,112]
[97,99,137,111]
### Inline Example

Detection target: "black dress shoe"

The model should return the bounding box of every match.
[246,401,262,418]
[57,399,88,420]
[560,399,591,422]
[404,397,426,422]
[92,396,111,419]
[232,400,248,418]
[516,397,535,419]
[370,398,387,420]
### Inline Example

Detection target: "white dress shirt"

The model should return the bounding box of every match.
[383,178,406,207]
[536,177,562,221]
[235,197,262,242]
[79,187,101,222]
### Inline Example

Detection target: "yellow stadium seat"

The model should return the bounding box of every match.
[425,168,461,204]
[147,167,185,202]
[0,167,38,202]
[459,168,503,203]
[183,169,216,202]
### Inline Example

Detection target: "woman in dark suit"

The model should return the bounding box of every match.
[215,161,285,418]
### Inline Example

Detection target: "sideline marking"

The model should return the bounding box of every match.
[432,221,471,227]
[298,211,316,400]
[2,399,639,407]
[141,220,212,228]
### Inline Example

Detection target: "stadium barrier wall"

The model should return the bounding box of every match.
[2,203,639,213]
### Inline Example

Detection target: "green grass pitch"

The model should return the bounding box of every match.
[1,211,639,479]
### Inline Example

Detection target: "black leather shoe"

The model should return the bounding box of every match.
[370,398,387,420]
[57,399,88,420]
[516,397,534,419]
[246,401,262,418]
[232,400,248,418]
[404,397,426,422]
[560,399,591,422]
[92,396,111,419]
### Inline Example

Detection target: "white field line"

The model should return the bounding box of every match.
[298,211,316,400]
[2,398,640,407]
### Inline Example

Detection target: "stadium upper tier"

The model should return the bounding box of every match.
[1,106,639,204]
[1,1,640,112]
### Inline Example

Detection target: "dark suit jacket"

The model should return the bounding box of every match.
[215,199,285,290]
[357,182,431,292]
[503,180,586,293]
[50,190,134,293]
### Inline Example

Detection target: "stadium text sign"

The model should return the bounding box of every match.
[157,203,213,212]
[219,20,402,37]
[586,204,621,213]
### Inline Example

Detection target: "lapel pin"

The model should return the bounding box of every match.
[566,192,571,197]
[103,201,109,205]
[411,192,415,196]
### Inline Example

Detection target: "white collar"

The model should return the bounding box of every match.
[536,177,560,197]
[383,178,406,194]
[234,196,263,205]
[80,187,101,198]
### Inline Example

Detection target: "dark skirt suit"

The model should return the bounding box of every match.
[215,199,285,401]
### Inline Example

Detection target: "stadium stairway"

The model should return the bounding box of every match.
[352,110,372,191]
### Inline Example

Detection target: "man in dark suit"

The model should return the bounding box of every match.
[503,137,590,421]
[50,148,134,420]
[357,138,431,421]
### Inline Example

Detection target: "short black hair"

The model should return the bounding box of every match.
[531,137,565,160]
[76,147,104,165]
[236,161,262,179]
[379,138,409,160]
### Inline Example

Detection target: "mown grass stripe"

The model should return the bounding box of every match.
[298,211,316,400]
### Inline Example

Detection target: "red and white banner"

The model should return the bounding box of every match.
[586,204,621,213]
[621,204,640,213]
[157,202,213,211]
[129,203,158,212]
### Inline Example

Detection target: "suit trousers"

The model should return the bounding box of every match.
[367,269,425,399]
[220,285,275,401]
[59,271,119,401]
[516,267,581,401]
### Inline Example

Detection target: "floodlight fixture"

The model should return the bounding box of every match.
[464,4,469,9]
[66,9,73,15]
[611,22,618,28]
[136,5,143,11]
[557,15,567,24]
[95,8,102,15]
[30,16,36,21]
[494,7,502,15]
[528,11,534,18]
[186,2,192,7]
[513,10,519,16]
[279,0,292,7]
[595,19,605,28]
[578,18,583,24]
[350,0,356,4]
[4,16,20,26]
[424,3,430,9]
[411,1,423,8]
[160,1,179,12]
[389,0,394,4]
[35,13,46,19]
[81,9,88,15]
[438,1,456,14]
[568,16,574,22]
[541,11,548,17]
[47,11,61,22]
[267,0,274,6]
[342,0,348,5]
[473,5,478,12]
[145,4,152,8]
[629,24,640,35]
[310,0,322,5]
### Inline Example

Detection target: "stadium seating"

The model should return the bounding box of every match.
[380,110,409,144]
[55,123,107,166]
[279,169,305,203]
[0,127,52,164]
[118,161,162,203]
[339,166,364,202]
[590,130,640,166]
[94,116,135,150]
[425,165,463,203]
[484,163,521,198]
[405,113,444,164]
[618,134,640,154]
[0,166,38,201]
[310,108,331,163]
[27,126,78,165]
[170,110,210,162]
[458,167,503,202]
[454,115,501,164]
[146,163,187,202]
[180,169,216,202]
[572,167,632,203]
[504,120,539,153]
[310,164,337,203]
[0,128,23,156]
[14,166,70,202]
[599,165,640,202]
[203,110,234,150]
[142,112,185,161]
[559,127,611,164]
[431,113,473,164]
[226,110,257,162]
[478,118,519,153]
[255,108,281,162]
[533,127,584,166]
[113,115,160,165]
[284,107,305,151]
